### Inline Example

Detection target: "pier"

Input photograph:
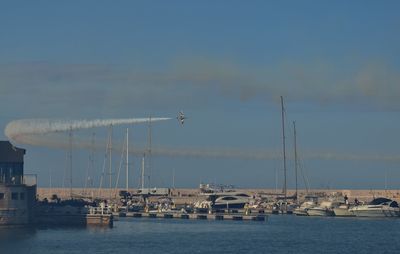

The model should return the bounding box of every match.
[115,212,268,222]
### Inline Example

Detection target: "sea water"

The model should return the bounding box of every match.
[1,216,400,254]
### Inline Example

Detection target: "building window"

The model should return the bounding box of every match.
[20,193,25,200]
[11,192,18,200]
[0,193,4,200]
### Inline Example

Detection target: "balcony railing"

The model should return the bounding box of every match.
[0,174,37,186]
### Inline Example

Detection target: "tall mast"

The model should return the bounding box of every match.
[90,132,95,198]
[84,132,95,195]
[141,154,145,189]
[68,126,73,199]
[172,168,175,189]
[280,96,287,206]
[109,125,113,198]
[126,128,129,192]
[385,169,388,192]
[147,116,152,188]
[293,121,298,202]
[49,168,52,190]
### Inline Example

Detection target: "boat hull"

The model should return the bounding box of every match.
[350,207,400,217]
[307,208,335,216]
[333,207,354,217]
[293,208,309,216]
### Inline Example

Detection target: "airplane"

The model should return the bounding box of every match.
[176,111,187,125]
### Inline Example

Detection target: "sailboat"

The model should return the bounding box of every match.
[275,96,299,213]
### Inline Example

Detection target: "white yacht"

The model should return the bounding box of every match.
[195,192,252,210]
[213,193,252,209]
[293,196,318,216]
[307,201,339,216]
[349,198,400,217]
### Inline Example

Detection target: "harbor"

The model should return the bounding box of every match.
[34,186,400,221]
[2,1,400,253]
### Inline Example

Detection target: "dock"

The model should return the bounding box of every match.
[115,212,267,222]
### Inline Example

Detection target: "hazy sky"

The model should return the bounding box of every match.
[1,1,400,189]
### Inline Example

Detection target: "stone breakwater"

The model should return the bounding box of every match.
[37,188,400,204]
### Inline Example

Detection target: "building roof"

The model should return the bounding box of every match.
[0,141,25,163]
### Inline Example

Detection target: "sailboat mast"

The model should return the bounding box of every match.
[68,126,73,199]
[293,121,298,201]
[147,116,152,188]
[141,154,145,189]
[126,128,129,192]
[172,168,175,189]
[280,96,287,205]
[109,125,113,198]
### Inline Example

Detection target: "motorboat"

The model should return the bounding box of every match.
[349,197,400,217]
[293,196,318,216]
[307,201,339,216]
[274,200,296,214]
[195,192,253,211]
[333,203,354,217]
[213,193,252,209]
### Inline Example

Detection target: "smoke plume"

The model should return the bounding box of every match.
[5,118,171,144]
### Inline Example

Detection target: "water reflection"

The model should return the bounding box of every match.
[0,226,37,253]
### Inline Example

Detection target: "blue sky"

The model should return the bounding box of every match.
[1,1,400,189]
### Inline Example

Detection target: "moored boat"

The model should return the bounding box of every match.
[333,203,354,217]
[293,196,318,216]
[349,198,400,217]
[307,201,338,216]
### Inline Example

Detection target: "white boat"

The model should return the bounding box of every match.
[195,192,253,210]
[333,204,354,217]
[293,196,318,216]
[349,198,400,217]
[307,201,338,216]
[213,193,252,210]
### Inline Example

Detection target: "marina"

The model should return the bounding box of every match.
[2,138,400,229]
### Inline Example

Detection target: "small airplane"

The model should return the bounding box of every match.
[176,111,187,125]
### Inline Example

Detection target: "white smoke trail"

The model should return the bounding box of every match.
[5,117,171,143]
[4,118,400,163]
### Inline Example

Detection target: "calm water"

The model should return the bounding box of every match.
[1,216,400,254]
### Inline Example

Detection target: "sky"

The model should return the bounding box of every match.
[1,1,400,189]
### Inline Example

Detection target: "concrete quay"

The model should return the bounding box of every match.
[115,211,267,222]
